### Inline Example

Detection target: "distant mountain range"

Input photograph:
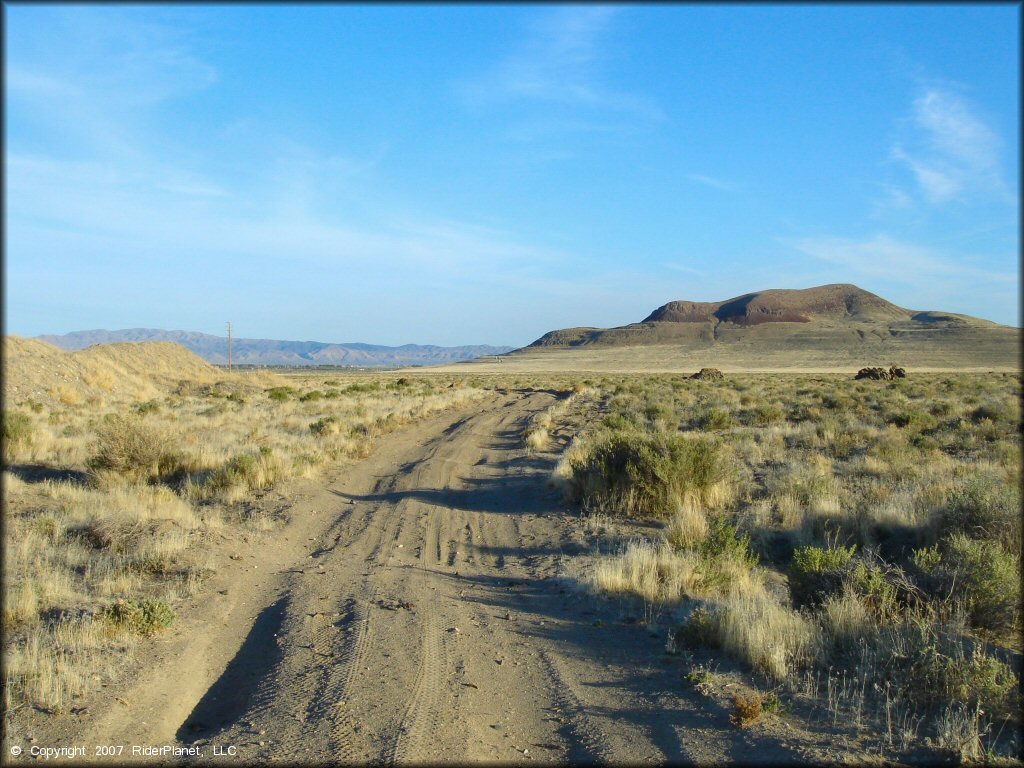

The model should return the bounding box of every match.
[35,329,513,368]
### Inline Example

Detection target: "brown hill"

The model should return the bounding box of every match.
[642,284,909,325]
[3,337,225,406]
[518,284,1018,371]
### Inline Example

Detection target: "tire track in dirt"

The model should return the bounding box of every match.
[386,575,446,765]
[318,393,534,762]
[537,648,612,764]
[180,394,512,763]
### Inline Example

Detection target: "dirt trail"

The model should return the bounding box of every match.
[34,390,810,765]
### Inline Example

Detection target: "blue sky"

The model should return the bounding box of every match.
[5,4,1019,346]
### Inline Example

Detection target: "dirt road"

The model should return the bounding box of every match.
[33,390,810,765]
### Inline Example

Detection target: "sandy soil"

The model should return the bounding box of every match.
[9,390,861,765]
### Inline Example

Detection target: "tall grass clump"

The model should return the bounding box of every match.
[706,594,820,682]
[86,414,182,484]
[590,539,702,605]
[197,450,285,503]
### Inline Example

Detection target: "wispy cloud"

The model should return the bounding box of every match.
[787,232,1016,286]
[889,86,1010,205]
[7,8,217,161]
[457,7,662,124]
[782,231,1015,313]
[686,173,735,192]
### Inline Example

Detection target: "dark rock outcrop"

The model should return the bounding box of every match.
[691,368,724,380]
[855,365,906,381]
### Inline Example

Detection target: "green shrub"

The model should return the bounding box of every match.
[940,534,1019,632]
[698,516,759,566]
[134,400,160,415]
[788,543,857,608]
[267,386,296,401]
[908,432,939,451]
[911,545,942,575]
[103,598,175,636]
[675,606,720,650]
[644,401,675,423]
[568,431,729,518]
[870,622,1018,718]
[847,560,899,623]
[224,453,256,479]
[821,393,854,411]
[601,412,642,432]
[310,416,339,436]
[886,409,938,432]
[969,403,1012,425]
[939,475,1021,556]
[22,398,44,414]
[693,517,759,591]
[299,390,324,402]
[2,411,34,460]
[742,403,785,426]
[698,407,735,431]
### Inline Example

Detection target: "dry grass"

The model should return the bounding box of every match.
[664,501,709,551]
[563,371,1021,759]
[590,540,702,605]
[524,391,577,454]
[713,593,819,682]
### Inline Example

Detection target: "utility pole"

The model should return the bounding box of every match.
[226,321,233,371]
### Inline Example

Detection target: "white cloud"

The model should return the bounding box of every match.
[7,146,573,285]
[890,86,1010,205]
[457,7,662,124]
[871,184,914,215]
[787,233,1015,285]
[686,174,735,192]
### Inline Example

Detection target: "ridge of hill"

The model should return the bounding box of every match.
[3,337,225,405]
[34,329,513,367]
[642,283,910,325]
[511,284,1018,371]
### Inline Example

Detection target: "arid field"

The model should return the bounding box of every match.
[1,338,1020,764]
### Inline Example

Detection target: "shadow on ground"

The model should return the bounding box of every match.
[176,595,289,742]
[7,463,90,485]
